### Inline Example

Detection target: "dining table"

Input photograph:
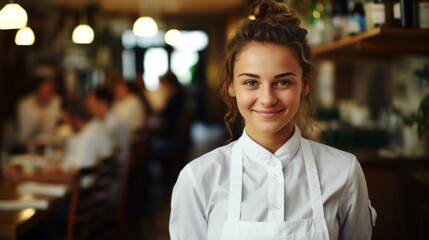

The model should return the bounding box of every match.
[0,178,69,240]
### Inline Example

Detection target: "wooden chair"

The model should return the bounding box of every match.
[65,154,118,240]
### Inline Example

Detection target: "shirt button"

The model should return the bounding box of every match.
[272,175,277,180]
[271,161,277,166]
[275,204,282,209]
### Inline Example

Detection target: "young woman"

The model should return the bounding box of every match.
[169,0,376,239]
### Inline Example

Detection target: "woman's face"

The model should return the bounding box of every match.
[229,42,309,141]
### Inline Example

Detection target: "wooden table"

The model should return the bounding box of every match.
[0,180,68,240]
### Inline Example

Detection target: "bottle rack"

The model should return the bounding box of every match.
[312,27,429,58]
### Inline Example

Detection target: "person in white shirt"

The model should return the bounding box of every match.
[60,99,113,173]
[112,80,146,135]
[87,87,129,165]
[169,0,376,239]
[3,99,113,185]
[86,87,129,204]
[16,78,61,144]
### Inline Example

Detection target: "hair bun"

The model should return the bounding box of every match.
[250,0,301,28]
[251,0,283,19]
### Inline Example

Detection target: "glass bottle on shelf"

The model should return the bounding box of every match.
[418,0,429,28]
[309,0,332,45]
[332,0,348,40]
[392,0,418,28]
[348,1,366,35]
[365,0,386,30]
[392,0,402,27]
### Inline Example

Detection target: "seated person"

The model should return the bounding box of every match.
[4,99,113,185]
[16,77,61,147]
[87,87,129,164]
[112,79,146,135]
[86,87,129,204]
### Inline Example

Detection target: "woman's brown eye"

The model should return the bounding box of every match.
[245,80,257,86]
[277,80,290,86]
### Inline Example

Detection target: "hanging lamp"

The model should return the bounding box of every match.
[72,24,94,44]
[132,0,158,37]
[72,5,94,44]
[15,26,34,45]
[0,1,28,30]
[133,16,158,37]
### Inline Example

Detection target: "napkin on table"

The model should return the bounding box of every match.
[0,199,49,211]
[17,181,68,197]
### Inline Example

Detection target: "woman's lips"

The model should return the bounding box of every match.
[254,109,283,118]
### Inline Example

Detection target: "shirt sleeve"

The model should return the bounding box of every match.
[169,165,208,240]
[338,158,374,240]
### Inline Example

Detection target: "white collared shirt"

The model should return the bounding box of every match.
[105,111,129,162]
[17,94,61,142]
[169,127,373,240]
[61,119,113,171]
[112,94,145,134]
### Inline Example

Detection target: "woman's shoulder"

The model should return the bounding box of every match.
[184,141,235,178]
[306,139,358,167]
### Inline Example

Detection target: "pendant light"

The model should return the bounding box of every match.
[133,0,158,37]
[15,26,34,45]
[72,5,94,44]
[133,16,157,37]
[0,1,28,30]
[72,24,94,44]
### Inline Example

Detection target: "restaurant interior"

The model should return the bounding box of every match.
[0,0,428,239]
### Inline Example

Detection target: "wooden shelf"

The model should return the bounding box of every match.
[312,27,429,58]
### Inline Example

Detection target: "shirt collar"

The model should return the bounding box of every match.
[241,125,301,168]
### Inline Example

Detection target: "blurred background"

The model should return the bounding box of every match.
[0,0,428,239]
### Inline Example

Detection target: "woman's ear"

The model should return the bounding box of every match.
[302,78,310,96]
[228,84,236,97]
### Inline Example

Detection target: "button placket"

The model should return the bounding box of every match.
[269,157,284,221]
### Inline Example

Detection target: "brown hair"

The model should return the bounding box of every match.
[218,0,315,141]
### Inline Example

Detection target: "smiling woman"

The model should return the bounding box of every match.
[169,1,376,239]
[228,42,307,152]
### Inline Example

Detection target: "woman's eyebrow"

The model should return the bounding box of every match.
[237,73,260,78]
[274,72,296,79]
[237,72,296,79]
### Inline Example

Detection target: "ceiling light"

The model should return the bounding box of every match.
[133,16,158,37]
[168,30,209,52]
[15,26,35,45]
[165,29,181,46]
[72,24,94,44]
[0,2,28,30]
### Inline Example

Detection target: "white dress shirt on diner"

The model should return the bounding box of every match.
[17,94,61,142]
[112,94,145,134]
[61,119,113,171]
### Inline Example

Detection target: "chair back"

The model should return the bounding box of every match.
[65,154,117,240]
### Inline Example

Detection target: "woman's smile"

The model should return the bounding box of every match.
[252,108,284,119]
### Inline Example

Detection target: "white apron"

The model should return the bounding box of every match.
[221,137,330,240]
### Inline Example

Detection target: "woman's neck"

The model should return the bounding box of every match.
[246,125,295,153]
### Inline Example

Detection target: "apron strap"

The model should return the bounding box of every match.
[301,138,325,219]
[227,140,243,221]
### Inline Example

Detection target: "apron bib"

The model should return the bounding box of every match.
[221,137,330,240]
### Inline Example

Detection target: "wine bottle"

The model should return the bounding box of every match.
[392,0,402,27]
[365,0,386,30]
[418,0,429,28]
[392,0,418,28]
[332,0,348,40]
[348,1,366,35]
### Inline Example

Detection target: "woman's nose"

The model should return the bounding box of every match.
[260,87,277,107]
